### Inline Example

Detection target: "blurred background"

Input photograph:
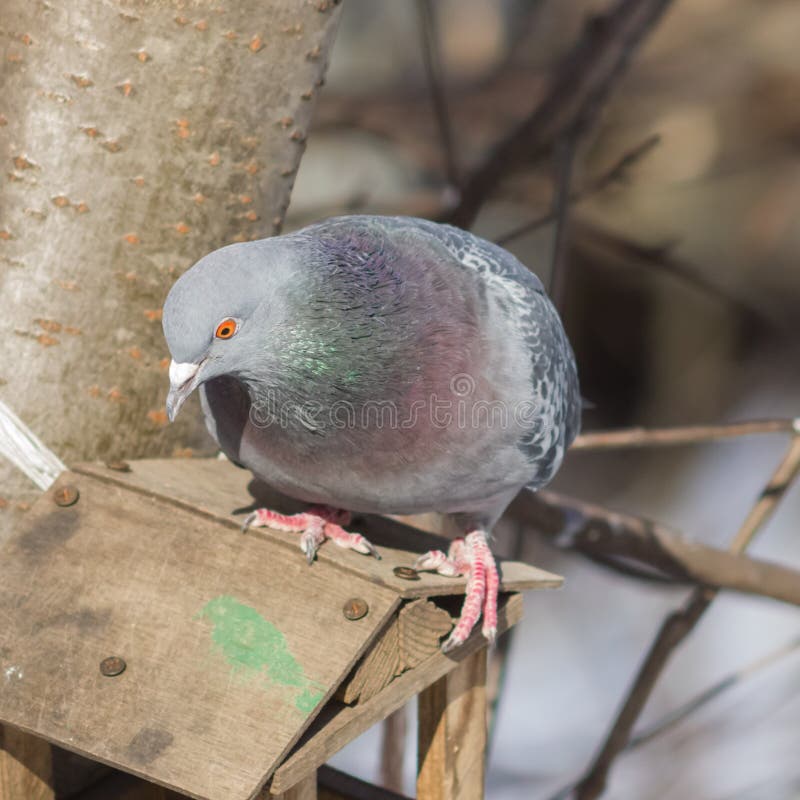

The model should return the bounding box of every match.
[285,1,800,798]
[1,1,798,797]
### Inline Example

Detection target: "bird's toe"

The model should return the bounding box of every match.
[300,531,319,564]
[441,629,467,654]
[325,523,380,559]
[414,549,461,576]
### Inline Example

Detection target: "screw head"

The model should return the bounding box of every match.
[99,656,126,677]
[393,565,420,581]
[53,485,79,507]
[342,597,369,621]
[104,460,131,472]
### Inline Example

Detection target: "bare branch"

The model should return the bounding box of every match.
[448,0,676,228]
[572,434,800,799]
[628,634,800,749]
[495,134,660,246]
[512,489,800,607]
[573,219,773,328]
[571,418,799,451]
[415,0,461,190]
[549,132,579,310]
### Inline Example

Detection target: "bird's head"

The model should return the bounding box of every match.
[161,238,292,421]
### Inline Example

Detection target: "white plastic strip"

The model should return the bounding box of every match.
[0,399,66,490]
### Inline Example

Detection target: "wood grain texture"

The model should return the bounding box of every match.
[0,472,397,800]
[379,709,407,795]
[338,620,400,705]
[0,0,343,536]
[0,724,54,800]
[270,770,317,800]
[417,648,487,800]
[340,600,453,704]
[74,459,563,598]
[270,594,522,795]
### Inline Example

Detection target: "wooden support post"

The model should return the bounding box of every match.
[0,725,54,800]
[416,647,488,800]
[271,770,318,800]
[380,707,407,793]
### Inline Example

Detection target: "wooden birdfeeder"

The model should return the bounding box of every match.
[0,458,562,800]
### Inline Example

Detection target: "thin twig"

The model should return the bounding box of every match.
[546,634,800,800]
[416,0,460,191]
[583,134,661,192]
[495,134,660,246]
[448,0,676,228]
[549,132,579,310]
[573,219,772,328]
[571,418,799,451]
[628,634,800,749]
[572,434,800,799]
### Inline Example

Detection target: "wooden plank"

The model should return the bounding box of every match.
[0,725,54,800]
[379,709,406,795]
[270,594,522,795]
[270,770,317,800]
[417,650,487,800]
[339,600,453,704]
[397,600,455,671]
[337,618,400,705]
[318,765,411,800]
[0,473,398,800]
[74,461,563,599]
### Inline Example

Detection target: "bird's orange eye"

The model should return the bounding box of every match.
[215,318,238,340]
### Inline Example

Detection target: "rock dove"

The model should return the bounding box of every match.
[163,215,580,651]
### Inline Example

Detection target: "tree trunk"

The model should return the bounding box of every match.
[0,0,342,535]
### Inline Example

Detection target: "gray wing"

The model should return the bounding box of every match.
[377,216,582,483]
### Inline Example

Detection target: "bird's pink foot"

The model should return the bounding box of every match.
[242,505,379,564]
[415,529,499,653]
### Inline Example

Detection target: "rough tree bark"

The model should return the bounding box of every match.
[0,0,343,532]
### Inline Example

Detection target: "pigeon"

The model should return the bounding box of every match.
[163,215,580,651]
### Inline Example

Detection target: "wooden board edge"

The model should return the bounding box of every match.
[249,592,401,800]
[0,718,205,800]
[6,469,403,800]
[269,594,524,795]
[71,463,564,599]
[394,569,563,599]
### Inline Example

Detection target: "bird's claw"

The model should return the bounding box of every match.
[356,537,381,560]
[301,532,319,565]
[415,531,499,652]
[328,528,381,559]
[236,505,379,563]
[441,635,461,654]
[241,511,258,533]
[414,549,460,576]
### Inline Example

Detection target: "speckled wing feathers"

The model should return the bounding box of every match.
[364,217,581,488]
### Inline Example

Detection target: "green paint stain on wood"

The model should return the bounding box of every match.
[199,595,325,714]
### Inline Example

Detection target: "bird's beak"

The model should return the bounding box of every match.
[166,360,203,422]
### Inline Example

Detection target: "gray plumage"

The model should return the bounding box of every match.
[163,215,580,531]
